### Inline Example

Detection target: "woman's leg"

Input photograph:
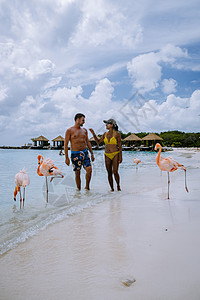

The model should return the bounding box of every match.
[105,155,114,191]
[112,154,121,191]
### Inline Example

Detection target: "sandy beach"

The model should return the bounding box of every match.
[0,149,200,300]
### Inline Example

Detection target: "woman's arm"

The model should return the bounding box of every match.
[89,128,105,144]
[117,132,122,163]
[85,129,95,162]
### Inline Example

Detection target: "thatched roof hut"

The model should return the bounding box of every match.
[52,135,64,147]
[32,135,49,147]
[142,133,163,141]
[142,133,163,147]
[34,135,49,141]
[123,133,142,142]
[52,135,64,142]
[122,133,142,147]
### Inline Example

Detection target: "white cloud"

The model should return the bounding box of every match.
[43,77,62,90]
[127,52,161,92]
[67,61,126,86]
[68,0,143,49]
[190,89,200,110]
[0,87,7,102]
[127,45,188,93]
[48,78,115,123]
[162,78,177,94]
[16,59,55,79]
[159,44,188,63]
[1,74,199,146]
[134,90,200,132]
[1,78,115,145]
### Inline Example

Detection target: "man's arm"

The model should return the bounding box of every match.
[64,129,71,165]
[85,129,95,162]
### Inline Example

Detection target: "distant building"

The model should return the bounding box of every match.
[142,133,163,147]
[52,135,65,148]
[122,133,142,146]
[32,136,49,147]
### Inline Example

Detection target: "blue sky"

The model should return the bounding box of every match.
[0,0,200,146]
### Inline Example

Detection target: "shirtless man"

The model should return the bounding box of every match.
[64,113,95,190]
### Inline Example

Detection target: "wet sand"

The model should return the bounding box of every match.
[1,149,200,300]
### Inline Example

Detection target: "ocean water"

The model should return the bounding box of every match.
[0,148,199,256]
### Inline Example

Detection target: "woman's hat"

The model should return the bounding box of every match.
[103,118,117,125]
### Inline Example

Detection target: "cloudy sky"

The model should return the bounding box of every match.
[0,0,200,146]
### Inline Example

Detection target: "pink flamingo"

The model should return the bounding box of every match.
[155,143,189,199]
[14,169,30,208]
[37,155,64,203]
[133,158,141,169]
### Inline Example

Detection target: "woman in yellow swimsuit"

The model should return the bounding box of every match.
[89,119,122,191]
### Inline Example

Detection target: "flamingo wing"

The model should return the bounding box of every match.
[15,173,22,186]
[15,169,30,186]
[39,158,63,178]
[39,158,54,176]
[51,167,63,177]
[21,171,30,187]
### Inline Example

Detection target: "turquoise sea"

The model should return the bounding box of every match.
[0,148,199,256]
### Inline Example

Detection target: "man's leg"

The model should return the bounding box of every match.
[84,166,92,190]
[75,170,81,190]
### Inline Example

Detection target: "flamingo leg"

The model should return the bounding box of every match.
[23,187,25,207]
[184,170,189,193]
[167,172,170,199]
[19,188,22,209]
[46,177,48,203]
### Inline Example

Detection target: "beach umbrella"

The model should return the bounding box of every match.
[123,133,142,142]
[142,133,163,141]
[142,133,163,147]
[123,133,142,146]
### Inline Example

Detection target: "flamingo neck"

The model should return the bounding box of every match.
[38,155,43,164]
[14,186,20,198]
[156,145,162,166]
[37,156,44,176]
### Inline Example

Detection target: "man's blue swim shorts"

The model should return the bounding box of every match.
[71,149,91,171]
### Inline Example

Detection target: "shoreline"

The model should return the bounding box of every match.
[1,146,199,151]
